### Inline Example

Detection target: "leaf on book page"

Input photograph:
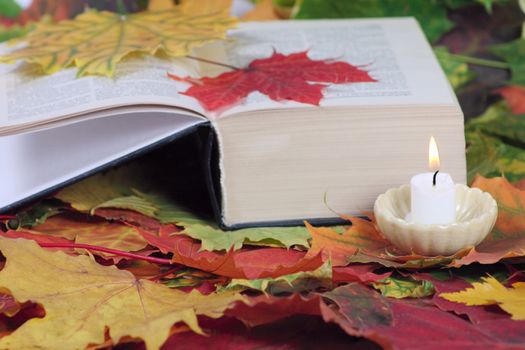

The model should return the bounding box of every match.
[440,276,525,320]
[0,0,237,77]
[137,228,324,279]
[496,85,525,114]
[434,47,476,90]
[372,276,435,299]
[219,260,332,294]
[0,237,244,350]
[168,51,377,111]
[292,0,454,43]
[490,39,525,87]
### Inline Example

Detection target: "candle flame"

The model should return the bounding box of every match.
[429,136,440,171]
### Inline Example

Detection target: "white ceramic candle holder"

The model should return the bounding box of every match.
[373,184,498,256]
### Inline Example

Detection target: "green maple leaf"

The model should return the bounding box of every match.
[465,102,525,184]
[0,0,21,18]
[0,24,33,43]
[56,172,158,217]
[7,200,64,229]
[55,166,313,252]
[373,276,435,299]
[467,102,525,142]
[293,0,454,42]
[139,192,312,251]
[220,260,332,294]
[466,133,525,184]
[444,0,510,13]
[434,47,476,90]
[490,39,525,87]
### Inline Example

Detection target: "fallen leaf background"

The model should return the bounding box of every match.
[0,0,525,349]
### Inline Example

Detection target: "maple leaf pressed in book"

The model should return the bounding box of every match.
[0,0,236,77]
[168,51,377,111]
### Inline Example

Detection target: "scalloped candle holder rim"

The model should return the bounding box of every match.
[375,184,497,229]
[373,183,498,256]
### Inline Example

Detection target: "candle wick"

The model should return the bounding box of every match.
[433,170,439,186]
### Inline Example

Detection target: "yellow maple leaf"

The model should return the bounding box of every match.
[0,238,244,350]
[440,276,525,320]
[148,0,176,11]
[0,0,237,77]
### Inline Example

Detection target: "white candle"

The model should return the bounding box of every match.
[408,136,456,225]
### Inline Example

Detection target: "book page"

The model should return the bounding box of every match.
[0,110,207,210]
[0,55,207,130]
[196,18,458,117]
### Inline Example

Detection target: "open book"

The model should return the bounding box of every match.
[0,18,466,229]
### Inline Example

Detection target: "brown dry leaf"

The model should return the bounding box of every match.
[0,238,244,350]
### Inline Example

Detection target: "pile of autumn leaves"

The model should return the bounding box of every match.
[0,168,522,349]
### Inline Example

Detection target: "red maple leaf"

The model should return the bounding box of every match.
[496,85,525,115]
[137,226,324,279]
[168,51,377,111]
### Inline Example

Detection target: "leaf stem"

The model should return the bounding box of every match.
[437,52,510,69]
[148,266,183,281]
[38,242,174,265]
[116,0,127,16]
[0,215,17,220]
[185,55,240,71]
